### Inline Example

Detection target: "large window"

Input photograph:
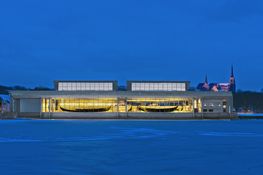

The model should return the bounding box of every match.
[42,97,193,113]
[127,98,193,113]
[57,82,113,91]
[42,98,117,112]
[131,83,186,91]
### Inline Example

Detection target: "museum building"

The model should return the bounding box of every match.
[9,80,235,119]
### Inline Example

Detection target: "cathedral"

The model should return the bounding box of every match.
[197,66,236,93]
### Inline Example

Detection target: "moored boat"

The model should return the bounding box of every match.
[60,106,111,112]
[138,106,178,112]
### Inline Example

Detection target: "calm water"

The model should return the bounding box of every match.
[0,119,263,175]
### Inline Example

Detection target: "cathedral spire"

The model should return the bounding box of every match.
[231,65,234,77]
[202,74,209,90]
[229,65,236,93]
[205,74,208,84]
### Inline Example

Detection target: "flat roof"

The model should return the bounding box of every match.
[54,80,118,83]
[127,80,190,83]
[9,90,232,99]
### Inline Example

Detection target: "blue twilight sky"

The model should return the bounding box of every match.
[0,0,263,90]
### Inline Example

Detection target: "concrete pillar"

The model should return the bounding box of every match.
[48,98,51,119]
[40,98,43,118]
[125,97,128,118]
[192,98,195,118]
[117,98,119,118]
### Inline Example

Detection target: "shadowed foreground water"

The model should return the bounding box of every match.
[0,119,263,175]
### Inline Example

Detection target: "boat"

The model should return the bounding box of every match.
[128,106,133,112]
[138,106,178,112]
[60,106,111,112]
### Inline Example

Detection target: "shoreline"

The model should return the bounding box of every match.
[2,113,263,120]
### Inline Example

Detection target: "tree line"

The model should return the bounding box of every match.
[234,91,263,113]
[0,85,52,94]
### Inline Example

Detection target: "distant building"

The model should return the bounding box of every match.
[219,83,230,92]
[197,75,210,91]
[197,66,236,93]
[210,83,220,92]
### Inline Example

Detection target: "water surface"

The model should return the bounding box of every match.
[0,119,263,175]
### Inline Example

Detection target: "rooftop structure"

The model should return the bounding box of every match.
[127,81,190,92]
[54,80,118,91]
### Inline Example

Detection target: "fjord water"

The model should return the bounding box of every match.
[1,120,263,175]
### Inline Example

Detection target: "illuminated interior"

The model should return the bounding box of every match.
[42,98,118,113]
[42,98,196,113]
[126,98,193,113]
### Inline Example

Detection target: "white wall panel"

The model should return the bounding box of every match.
[20,99,41,113]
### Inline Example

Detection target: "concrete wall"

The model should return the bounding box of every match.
[20,99,41,113]
[19,112,237,120]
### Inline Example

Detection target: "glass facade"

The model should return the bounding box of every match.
[42,98,117,112]
[42,97,194,113]
[57,82,113,91]
[127,98,193,113]
[131,83,186,91]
